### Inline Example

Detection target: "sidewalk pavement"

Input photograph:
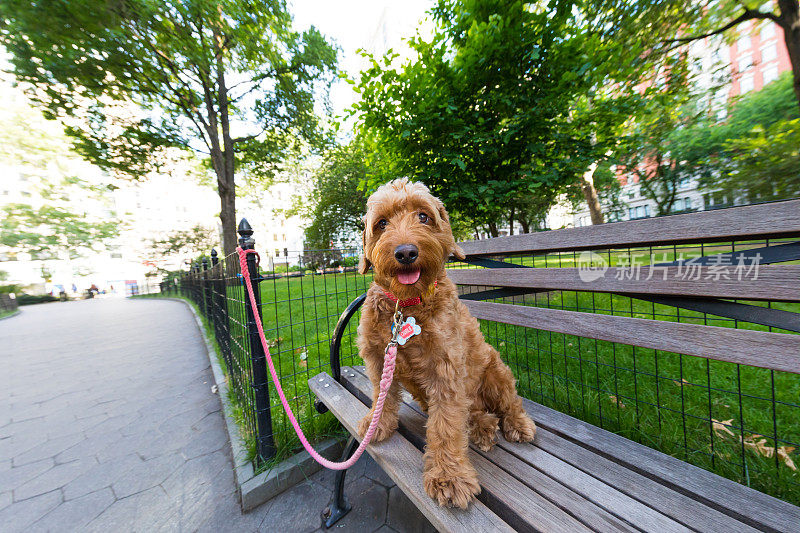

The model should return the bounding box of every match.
[0,298,434,532]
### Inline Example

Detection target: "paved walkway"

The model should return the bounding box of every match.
[1,299,434,532]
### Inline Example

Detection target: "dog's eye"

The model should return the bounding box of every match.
[418,212,429,224]
[378,219,388,230]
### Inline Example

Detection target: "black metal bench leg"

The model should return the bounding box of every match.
[322,436,358,528]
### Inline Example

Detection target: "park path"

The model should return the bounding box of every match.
[0,298,434,533]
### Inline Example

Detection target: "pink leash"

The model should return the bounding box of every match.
[237,247,397,470]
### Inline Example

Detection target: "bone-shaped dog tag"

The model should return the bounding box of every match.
[392,316,421,345]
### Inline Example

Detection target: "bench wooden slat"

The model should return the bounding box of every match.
[457,199,800,256]
[462,300,800,374]
[308,372,514,533]
[522,397,800,532]
[506,427,763,533]
[346,366,780,532]
[447,265,800,302]
[333,369,599,532]
[343,367,689,533]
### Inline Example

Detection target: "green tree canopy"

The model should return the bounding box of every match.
[149,224,220,269]
[696,73,800,200]
[297,141,368,249]
[354,0,650,233]
[355,1,577,233]
[0,83,120,259]
[596,0,800,109]
[0,0,337,256]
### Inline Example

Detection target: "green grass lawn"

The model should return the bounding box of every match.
[230,269,373,470]
[160,240,799,501]
[483,289,800,505]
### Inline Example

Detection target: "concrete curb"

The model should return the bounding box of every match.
[158,296,344,511]
[0,309,21,321]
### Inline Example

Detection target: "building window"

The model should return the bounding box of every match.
[737,35,751,51]
[684,197,692,210]
[761,44,778,63]
[761,23,775,41]
[629,205,650,219]
[679,177,691,189]
[738,55,752,72]
[763,65,779,84]
[740,75,755,93]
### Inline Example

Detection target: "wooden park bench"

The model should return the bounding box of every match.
[311,199,800,532]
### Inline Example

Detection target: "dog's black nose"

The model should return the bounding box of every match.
[394,244,419,264]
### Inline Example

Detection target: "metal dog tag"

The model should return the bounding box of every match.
[391,316,422,346]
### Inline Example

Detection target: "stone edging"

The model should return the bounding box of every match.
[160,296,344,511]
[0,309,21,321]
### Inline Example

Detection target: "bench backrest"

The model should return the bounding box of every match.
[448,199,800,375]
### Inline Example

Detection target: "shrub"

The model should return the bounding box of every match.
[17,294,59,305]
[0,284,21,294]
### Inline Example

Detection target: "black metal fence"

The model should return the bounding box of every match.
[158,218,799,506]
[448,237,800,506]
[168,219,369,468]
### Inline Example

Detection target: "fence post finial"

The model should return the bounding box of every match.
[238,218,254,249]
[211,248,218,266]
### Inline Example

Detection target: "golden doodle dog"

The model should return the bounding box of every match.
[356,178,536,508]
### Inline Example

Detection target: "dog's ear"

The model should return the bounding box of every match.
[357,254,372,274]
[437,203,466,261]
[357,217,372,274]
[436,204,450,224]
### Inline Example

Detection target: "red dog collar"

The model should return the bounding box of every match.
[383,281,437,308]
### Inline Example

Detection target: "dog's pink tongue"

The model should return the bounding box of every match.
[397,269,421,285]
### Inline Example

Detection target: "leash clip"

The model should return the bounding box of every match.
[389,306,404,346]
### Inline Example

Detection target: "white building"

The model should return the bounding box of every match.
[237,179,308,268]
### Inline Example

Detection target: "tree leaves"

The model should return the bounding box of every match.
[0,0,338,254]
[711,419,797,471]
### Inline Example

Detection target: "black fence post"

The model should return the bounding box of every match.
[239,218,276,462]
[202,256,212,319]
[209,248,229,369]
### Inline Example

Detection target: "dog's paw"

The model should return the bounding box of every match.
[423,467,481,509]
[357,411,397,442]
[469,412,499,452]
[502,414,536,443]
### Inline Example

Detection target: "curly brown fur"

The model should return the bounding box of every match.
[355,178,536,509]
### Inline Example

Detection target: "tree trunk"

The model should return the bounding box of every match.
[214,27,238,257]
[219,183,237,257]
[778,0,800,110]
[519,217,530,234]
[580,162,604,224]
[508,206,515,236]
[487,221,499,238]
